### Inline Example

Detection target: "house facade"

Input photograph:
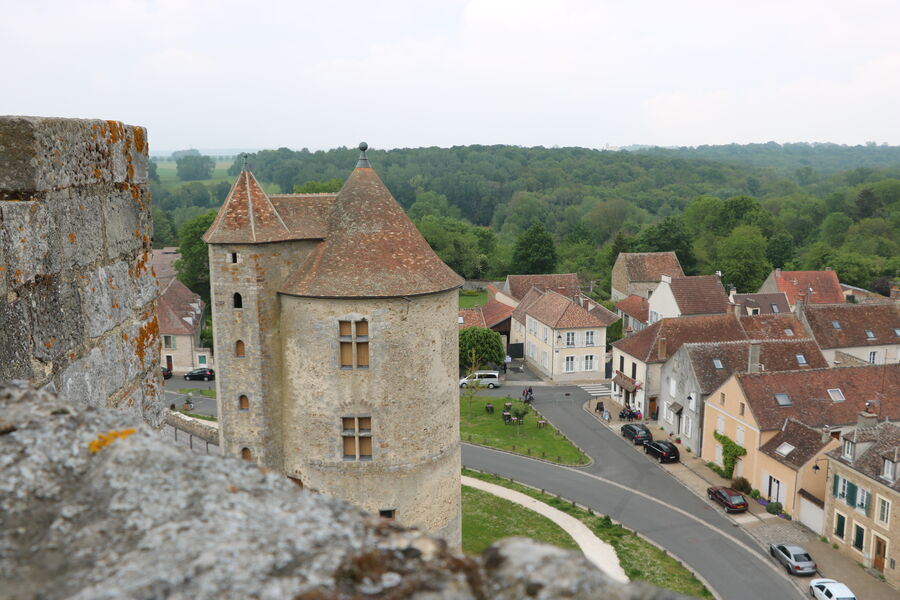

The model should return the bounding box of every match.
[647,274,730,323]
[610,252,684,301]
[153,249,212,373]
[824,420,900,589]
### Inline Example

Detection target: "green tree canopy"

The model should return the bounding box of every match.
[459,327,504,371]
[176,154,215,181]
[407,190,461,221]
[634,216,697,274]
[716,225,772,292]
[294,178,343,193]
[175,210,217,304]
[151,206,177,248]
[511,222,557,274]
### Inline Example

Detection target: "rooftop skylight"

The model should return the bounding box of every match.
[713,359,723,369]
[865,330,875,339]
[784,328,794,336]
[775,442,795,457]
[827,388,845,402]
[796,354,808,365]
[774,393,792,407]
[831,320,841,329]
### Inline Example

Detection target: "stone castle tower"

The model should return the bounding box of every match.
[203,144,463,543]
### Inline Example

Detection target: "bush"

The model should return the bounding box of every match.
[460,289,480,296]
[820,536,828,543]
[766,501,783,515]
[731,476,752,493]
[749,489,760,499]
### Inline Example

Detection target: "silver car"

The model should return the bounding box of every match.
[769,543,817,576]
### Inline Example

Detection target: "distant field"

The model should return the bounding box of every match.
[154,160,280,194]
[459,290,488,308]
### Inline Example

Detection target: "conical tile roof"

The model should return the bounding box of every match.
[203,169,295,243]
[280,149,462,298]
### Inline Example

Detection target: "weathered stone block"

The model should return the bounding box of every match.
[104,184,148,260]
[0,294,32,380]
[0,116,148,196]
[27,274,84,363]
[51,187,105,270]
[81,261,132,338]
[0,200,60,285]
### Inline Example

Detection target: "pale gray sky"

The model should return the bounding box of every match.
[4,0,900,152]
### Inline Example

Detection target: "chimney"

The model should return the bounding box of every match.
[825,266,832,271]
[857,411,878,429]
[775,268,782,278]
[660,274,671,284]
[795,292,806,313]
[733,302,743,317]
[821,427,831,444]
[714,270,722,278]
[748,342,761,373]
[729,285,737,301]
[891,284,900,300]
[657,337,667,361]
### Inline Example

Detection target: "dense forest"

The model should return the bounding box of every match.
[152,143,900,301]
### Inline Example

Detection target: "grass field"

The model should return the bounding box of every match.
[463,469,712,598]
[458,290,488,308]
[460,395,588,465]
[461,485,578,555]
[154,160,281,195]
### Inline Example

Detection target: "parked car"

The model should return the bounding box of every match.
[706,486,749,512]
[161,366,172,380]
[769,543,817,575]
[184,368,215,381]
[809,578,856,600]
[621,423,652,445]
[644,440,679,463]
[459,370,501,389]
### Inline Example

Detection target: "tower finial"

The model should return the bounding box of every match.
[241,153,249,171]
[356,142,371,168]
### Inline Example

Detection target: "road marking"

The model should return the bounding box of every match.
[578,383,611,396]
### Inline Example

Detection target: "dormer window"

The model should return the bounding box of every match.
[894,328,900,337]
[770,304,780,313]
[750,308,760,315]
[842,439,855,460]
[796,354,808,366]
[865,330,875,339]
[882,459,896,481]
[827,388,845,402]
[713,359,723,369]
[831,320,841,330]
[774,393,791,407]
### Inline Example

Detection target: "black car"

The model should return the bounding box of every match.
[644,440,679,463]
[161,366,172,380]
[184,368,215,381]
[621,423,652,445]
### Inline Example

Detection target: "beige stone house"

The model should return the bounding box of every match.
[203,145,463,545]
[647,274,731,323]
[824,420,900,589]
[797,301,900,366]
[615,294,649,336]
[610,252,683,301]
[510,289,617,381]
[153,248,212,373]
[701,365,900,534]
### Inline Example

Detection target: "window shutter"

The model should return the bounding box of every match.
[846,482,857,507]
[865,492,871,516]
[832,474,839,497]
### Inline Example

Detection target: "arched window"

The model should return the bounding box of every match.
[233,293,243,309]
[241,447,252,461]
[239,395,249,410]
[235,340,245,357]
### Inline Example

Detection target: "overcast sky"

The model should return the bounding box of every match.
[4,0,900,152]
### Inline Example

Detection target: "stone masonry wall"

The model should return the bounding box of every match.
[0,116,162,425]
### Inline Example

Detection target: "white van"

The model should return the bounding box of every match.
[459,370,502,389]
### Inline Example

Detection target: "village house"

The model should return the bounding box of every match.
[659,338,827,455]
[610,252,684,301]
[797,301,900,366]
[615,294,649,336]
[510,288,617,381]
[728,290,791,316]
[824,419,900,589]
[647,274,731,323]
[611,313,805,419]
[494,273,581,308]
[457,299,514,342]
[701,364,900,537]
[757,268,844,309]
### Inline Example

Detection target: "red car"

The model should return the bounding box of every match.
[707,487,749,513]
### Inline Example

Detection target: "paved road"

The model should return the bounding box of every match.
[164,377,217,417]
[462,385,803,600]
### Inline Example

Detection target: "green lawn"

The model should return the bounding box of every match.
[460,395,588,465]
[181,387,216,399]
[459,289,488,308]
[462,485,578,555]
[463,469,712,598]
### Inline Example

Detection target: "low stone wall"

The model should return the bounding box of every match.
[0,382,688,600]
[0,116,162,425]
[165,409,218,443]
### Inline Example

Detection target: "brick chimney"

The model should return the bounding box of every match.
[857,411,878,429]
[733,302,743,317]
[775,267,782,278]
[657,337,667,361]
[748,342,761,373]
[795,292,807,313]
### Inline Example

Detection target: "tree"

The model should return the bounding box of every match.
[853,187,881,220]
[176,154,215,181]
[765,232,794,268]
[211,180,232,204]
[716,225,772,292]
[151,207,177,248]
[149,161,160,183]
[294,178,343,193]
[819,213,853,247]
[175,211,217,304]
[459,327,504,371]
[634,216,697,274]
[511,222,557,274]
[407,190,461,221]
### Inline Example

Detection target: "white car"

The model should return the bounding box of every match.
[809,578,856,600]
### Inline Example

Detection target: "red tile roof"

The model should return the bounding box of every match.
[278,164,463,298]
[204,170,298,243]
[773,270,844,305]
[617,252,684,282]
[827,422,900,492]
[480,298,515,328]
[616,295,649,323]
[587,303,620,327]
[737,364,900,431]
[157,278,204,336]
[802,303,900,349]
[511,287,545,325]
[739,314,807,340]
[458,308,485,329]
[759,420,834,470]
[526,290,610,329]
[505,273,580,301]
[669,275,730,315]
[152,248,179,282]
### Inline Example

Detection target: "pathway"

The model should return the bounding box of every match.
[462,475,628,583]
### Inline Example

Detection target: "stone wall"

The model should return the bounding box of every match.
[0,116,162,425]
[0,381,687,600]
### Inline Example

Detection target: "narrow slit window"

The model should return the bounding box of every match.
[241,447,252,461]
[233,293,243,309]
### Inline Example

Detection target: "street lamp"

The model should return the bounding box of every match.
[812,458,828,473]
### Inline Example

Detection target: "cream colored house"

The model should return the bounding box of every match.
[797,302,900,366]
[647,274,731,323]
[824,420,900,590]
[512,289,617,381]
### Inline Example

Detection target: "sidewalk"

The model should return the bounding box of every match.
[581,399,899,600]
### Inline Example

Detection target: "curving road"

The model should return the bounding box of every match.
[461,386,803,600]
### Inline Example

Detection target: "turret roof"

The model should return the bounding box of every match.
[203,169,297,244]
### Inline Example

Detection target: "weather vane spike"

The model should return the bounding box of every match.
[241,153,248,171]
